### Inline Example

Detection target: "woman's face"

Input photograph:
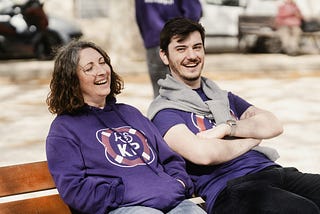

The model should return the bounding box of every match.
[77,47,111,108]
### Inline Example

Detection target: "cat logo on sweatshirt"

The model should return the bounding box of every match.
[97,126,155,167]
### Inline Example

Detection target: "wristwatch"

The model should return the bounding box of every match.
[226,120,237,136]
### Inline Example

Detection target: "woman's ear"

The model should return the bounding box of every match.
[159,49,169,65]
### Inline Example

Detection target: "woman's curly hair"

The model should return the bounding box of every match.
[46,40,123,115]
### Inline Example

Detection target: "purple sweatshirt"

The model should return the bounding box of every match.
[46,98,194,214]
[135,0,202,48]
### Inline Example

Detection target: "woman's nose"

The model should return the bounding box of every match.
[95,65,106,75]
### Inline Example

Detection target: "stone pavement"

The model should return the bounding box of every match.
[0,53,319,175]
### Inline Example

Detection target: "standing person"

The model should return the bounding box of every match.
[148,17,320,214]
[275,0,303,55]
[135,0,202,98]
[46,40,206,214]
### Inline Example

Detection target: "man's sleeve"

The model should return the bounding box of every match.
[152,109,185,137]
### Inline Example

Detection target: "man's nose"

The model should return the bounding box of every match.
[186,48,197,59]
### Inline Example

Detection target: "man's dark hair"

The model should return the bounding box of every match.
[159,17,205,54]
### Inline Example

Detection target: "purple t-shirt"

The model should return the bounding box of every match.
[152,89,277,213]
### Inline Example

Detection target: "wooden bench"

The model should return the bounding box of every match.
[0,161,205,213]
[0,161,71,214]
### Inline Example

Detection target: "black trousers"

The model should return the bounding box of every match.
[213,167,320,214]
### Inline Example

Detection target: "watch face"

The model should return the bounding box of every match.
[227,120,236,126]
[226,120,237,136]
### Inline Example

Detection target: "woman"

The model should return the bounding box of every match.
[46,40,205,214]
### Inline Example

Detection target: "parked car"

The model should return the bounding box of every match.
[0,0,82,60]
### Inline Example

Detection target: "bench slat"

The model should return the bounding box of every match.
[0,161,205,213]
[0,194,71,214]
[0,161,56,197]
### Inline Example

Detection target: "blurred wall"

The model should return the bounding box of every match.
[296,0,320,19]
[107,0,145,66]
[43,0,145,72]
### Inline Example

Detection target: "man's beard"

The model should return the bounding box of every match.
[182,74,200,82]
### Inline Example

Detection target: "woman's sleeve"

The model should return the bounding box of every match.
[146,118,194,197]
[46,135,124,214]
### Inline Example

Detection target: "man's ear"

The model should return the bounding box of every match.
[159,49,169,65]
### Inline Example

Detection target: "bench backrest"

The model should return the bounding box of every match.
[0,161,206,213]
[0,161,71,214]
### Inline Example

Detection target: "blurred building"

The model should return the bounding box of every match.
[43,0,145,72]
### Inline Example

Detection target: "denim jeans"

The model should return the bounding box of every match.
[109,199,206,214]
[213,167,320,214]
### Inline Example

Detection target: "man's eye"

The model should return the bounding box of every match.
[99,61,106,65]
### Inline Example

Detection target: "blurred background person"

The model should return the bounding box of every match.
[275,0,303,56]
[135,0,202,98]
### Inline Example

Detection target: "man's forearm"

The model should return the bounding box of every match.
[192,137,261,165]
[236,113,283,139]
[236,106,283,139]
[165,124,261,166]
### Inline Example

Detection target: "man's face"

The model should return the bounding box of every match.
[160,31,205,88]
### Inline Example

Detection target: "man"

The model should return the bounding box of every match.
[148,17,320,214]
[275,0,303,55]
[135,0,202,98]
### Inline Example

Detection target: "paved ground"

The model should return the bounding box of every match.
[0,53,319,175]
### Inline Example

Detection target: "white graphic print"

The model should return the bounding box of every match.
[97,126,155,167]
